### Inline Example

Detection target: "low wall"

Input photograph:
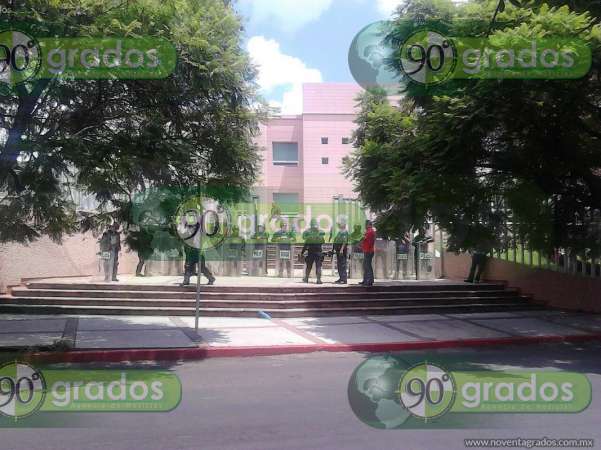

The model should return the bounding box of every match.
[444,252,601,313]
[0,233,138,293]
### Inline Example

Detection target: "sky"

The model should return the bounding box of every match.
[236,0,401,114]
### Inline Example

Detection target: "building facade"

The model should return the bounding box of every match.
[254,83,363,205]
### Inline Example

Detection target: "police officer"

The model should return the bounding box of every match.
[249,225,269,276]
[465,241,492,284]
[349,224,364,280]
[394,236,410,280]
[224,226,245,277]
[178,213,216,286]
[301,219,325,284]
[332,219,349,284]
[99,223,121,282]
[271,221,295,278]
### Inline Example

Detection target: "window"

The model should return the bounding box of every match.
[321,157,329,165]
[273,193,300,215]
[272,142,299,166]
[321,137,329,145]
[342,137,350,145]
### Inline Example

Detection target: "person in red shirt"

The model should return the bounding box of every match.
[359,220,376,286]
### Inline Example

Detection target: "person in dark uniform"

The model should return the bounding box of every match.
[249,225,269,276]
[99,223,121,282]
[301,219,325,284]
[178,212,216,286]
[224,226,245,277]
[271,221,295,278]
[465,244,491,284]
[349,224,364,279]
[182,248,215,286]
[394,236,410,280]
[332,219,349,284]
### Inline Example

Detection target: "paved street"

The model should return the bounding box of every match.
[1,342,601,450]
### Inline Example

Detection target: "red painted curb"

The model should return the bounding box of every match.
[18,333,601,364]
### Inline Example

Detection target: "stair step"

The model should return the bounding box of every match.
[25,282,507,294]
[4,281,538,318]
[10,288,519,300]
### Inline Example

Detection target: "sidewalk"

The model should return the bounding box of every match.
[1,309,601,361]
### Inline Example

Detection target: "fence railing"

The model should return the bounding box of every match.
[492,244,601,279]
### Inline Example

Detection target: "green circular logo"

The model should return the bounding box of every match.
[0,30,42,86]
[348,20,402,95]
[398,363,456,420]
[347,355,412,429]
[400,30,457,86]
[0,362,46,419]
[174,196,231,252]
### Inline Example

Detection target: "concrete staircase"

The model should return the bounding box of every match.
[0,281,544,318]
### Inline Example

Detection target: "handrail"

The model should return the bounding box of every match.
[491,245,600,279]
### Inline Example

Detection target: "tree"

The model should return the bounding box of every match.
[347,0,601,255]
[0,0,264,244]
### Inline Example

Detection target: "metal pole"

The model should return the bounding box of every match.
[413,230,420,281]
[439,227,446,279]
[195,190,204,334]
[195,237,202,333]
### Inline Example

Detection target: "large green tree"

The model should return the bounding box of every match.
[0,0,263,244]
[347,0,601,255]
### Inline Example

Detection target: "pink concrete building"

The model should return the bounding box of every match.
[254,83,364,205]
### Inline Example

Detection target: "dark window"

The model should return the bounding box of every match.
[321,157,329,165]
[321,137,329,145]
[272,142,299,166]
[342,137,350,145]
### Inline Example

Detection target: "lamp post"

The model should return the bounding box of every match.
[193,158,206,335]
[193,179,204,333]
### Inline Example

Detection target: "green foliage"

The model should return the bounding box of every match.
[0,0,265,244]
[348,0,601,255]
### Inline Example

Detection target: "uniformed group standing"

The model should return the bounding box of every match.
[100,212,384,286]
[212,218,369,285]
